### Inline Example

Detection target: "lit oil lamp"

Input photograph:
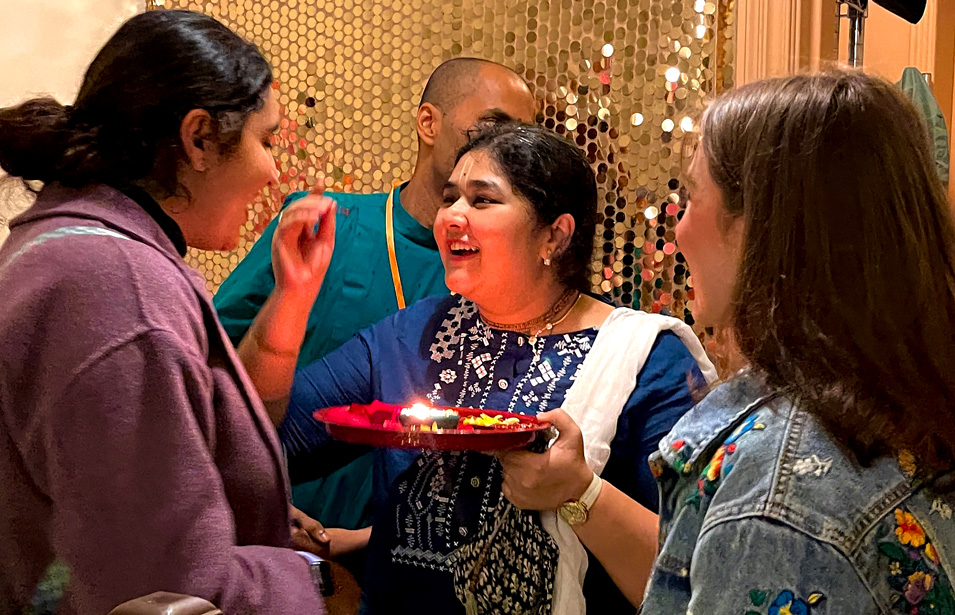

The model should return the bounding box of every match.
[397,403,461,430]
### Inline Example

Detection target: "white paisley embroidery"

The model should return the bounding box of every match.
[931,497,953,519]
[792,454,833,477]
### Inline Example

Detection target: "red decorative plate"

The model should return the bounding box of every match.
[313,401,553,451]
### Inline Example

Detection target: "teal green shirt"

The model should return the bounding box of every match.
[214,185,448,366]
[214,186,447,534]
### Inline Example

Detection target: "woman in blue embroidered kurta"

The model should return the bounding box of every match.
[283,295,702,613]
[276,124,715,614]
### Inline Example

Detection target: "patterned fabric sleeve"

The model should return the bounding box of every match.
[280,331,377,485]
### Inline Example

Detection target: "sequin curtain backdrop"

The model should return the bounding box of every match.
[147,0,735,323]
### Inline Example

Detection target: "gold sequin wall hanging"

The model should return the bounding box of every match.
[148,0,736,324]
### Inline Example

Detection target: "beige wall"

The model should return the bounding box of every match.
[0,0,141,107]
[939,0,955,203]
[842,2,937,82]
[735,0,838,85]
[0,0,141,246]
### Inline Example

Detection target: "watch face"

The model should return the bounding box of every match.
[558,501,588,526]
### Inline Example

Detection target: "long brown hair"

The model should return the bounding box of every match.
[701,70,955,474]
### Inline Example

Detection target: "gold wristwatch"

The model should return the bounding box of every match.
[557,472,603,526]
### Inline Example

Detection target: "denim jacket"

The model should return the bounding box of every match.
[641,372,955,615]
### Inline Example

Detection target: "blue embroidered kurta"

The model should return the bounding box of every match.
[281,294,705,614]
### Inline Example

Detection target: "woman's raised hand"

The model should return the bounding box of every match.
[271,180,337,301]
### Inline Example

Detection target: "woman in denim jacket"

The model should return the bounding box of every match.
[499,70,955,614]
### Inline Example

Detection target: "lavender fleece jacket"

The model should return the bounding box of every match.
[0,185,323,614]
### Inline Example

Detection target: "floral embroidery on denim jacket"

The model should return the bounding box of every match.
[880,508,955,614]
[642,373,955,615]
[745,589,825,615]
[685,413,766,509]
[667,439,694,476]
